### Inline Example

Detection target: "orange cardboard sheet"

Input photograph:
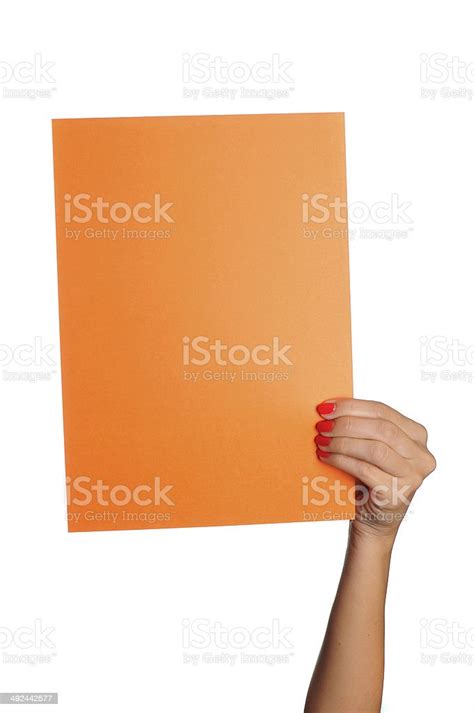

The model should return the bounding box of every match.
[52,113,354,532]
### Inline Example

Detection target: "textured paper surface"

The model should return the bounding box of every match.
[52,112,354,532]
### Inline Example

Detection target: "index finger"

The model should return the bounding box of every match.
[316,398,428,445]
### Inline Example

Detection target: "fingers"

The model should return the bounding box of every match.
[314,449,393,491]
[315,414,420,459]
[316,398,428,446]
[314,399,436,488]
[314,434,411,477]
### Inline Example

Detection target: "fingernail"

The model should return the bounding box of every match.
[316,401,336,416]
[314,434,332,447]
[317,448,331,459]
[316,420,335,433]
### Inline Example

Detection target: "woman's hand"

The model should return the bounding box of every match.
[315,398,436,543]
[306,398,436,713]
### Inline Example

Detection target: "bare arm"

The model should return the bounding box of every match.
[305,525,393,713]
[305,398,436,713]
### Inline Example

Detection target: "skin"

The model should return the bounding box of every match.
[304,398,436,713]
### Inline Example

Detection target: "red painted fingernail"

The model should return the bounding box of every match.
[316,401,336,416]
[317,448,331,459]
[316,420,335,433]
[314,434,332,447]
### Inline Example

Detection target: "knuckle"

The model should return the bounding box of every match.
[377,418,397,441]
[424,451,437,475]
[368,440,389,465]
[415,422,428,443]
[371,400,388,418]
[338,436,351,454]
[358,460,375,481]
[344,399,356,414]
[340,416,355,434]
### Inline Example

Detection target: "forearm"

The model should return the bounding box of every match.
[304,523,395,713]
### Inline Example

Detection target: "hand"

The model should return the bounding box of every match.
[315,398,436,543]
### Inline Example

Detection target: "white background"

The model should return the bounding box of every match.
[0,1,473,711]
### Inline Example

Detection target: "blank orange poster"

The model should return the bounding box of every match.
[52,112,354,532]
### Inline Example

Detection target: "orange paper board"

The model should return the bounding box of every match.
[52,112,354,532]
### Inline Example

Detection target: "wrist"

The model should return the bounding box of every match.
[349,520,398,557]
